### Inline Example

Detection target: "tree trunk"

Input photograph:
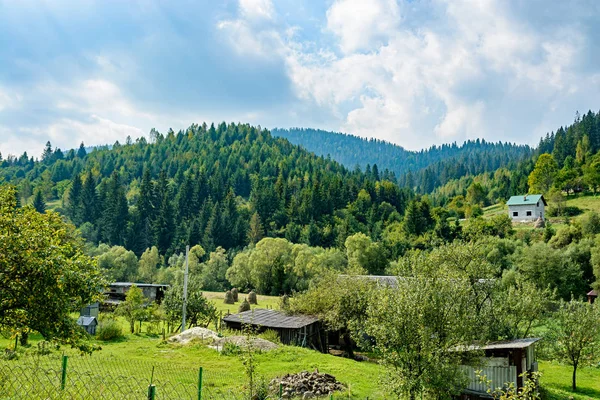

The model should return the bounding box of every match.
[19,332,28,346]
[130,319,135,334]
[572,363,577,392]
[342,331,354,359]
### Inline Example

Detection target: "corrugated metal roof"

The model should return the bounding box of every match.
[222,309,319,329]
[506,194,546,206]
[456,338,541,352]
[109,282,169,288]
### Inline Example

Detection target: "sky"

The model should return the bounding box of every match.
[1,0,600,157]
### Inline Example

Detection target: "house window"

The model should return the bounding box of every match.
[513,211,518,217]
[526,211,532,216]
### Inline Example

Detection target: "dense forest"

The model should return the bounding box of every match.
[3,113,600,301]
[0,123,411,258]
[272,128,532,193]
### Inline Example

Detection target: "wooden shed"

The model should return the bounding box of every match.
[458,338,541,399]
[222,309,326,352]
[77,316,98,335]
[103,282,168,310]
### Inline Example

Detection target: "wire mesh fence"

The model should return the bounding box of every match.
[0,352,344,399]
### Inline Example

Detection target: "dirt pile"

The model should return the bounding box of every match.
[168,327,219,344]
[212,336,279,352]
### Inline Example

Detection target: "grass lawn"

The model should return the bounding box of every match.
[0,293,385,399]
[539,360,600,400]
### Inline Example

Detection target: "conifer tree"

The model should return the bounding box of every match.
[32,190,46,213]
[81,171,97,224]
[68,174,83,225]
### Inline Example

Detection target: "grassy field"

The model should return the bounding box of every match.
[2,318,600,398]
[2,295,600,398]
[540,361,600,400]
[204,290,282,317]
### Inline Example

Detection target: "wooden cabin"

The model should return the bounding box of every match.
[459,338,541,399]
[103,282,168,309]
[222,309,327,352]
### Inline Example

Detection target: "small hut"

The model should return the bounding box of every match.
[458,338,541,398]
[588,289,598,304]
[222,309,326,352]
[77,316,98,335]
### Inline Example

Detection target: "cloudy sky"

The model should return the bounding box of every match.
[1,0,600,157]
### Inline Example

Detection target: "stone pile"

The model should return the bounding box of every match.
[270,369,344,398]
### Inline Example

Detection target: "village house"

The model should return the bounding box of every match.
[507,194,546,222]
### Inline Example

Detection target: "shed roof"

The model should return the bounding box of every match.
[506,194,546,206]
[77,316,97,327]
[222,309,318,329]
[109,282,169,288]
[588,289,598,297]
[457,337,541,352]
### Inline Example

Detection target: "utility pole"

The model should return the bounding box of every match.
[182,245,190,333]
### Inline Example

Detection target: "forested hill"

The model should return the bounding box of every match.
[431,109,600,207]
[0,123,411,258]
[271,128,532,192]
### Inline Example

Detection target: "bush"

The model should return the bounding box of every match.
[238,298,251,313]
[224,290,235,304]
[279,294,290,310]
[97,319,124,341]
[259,329,281,345]
[547,205,583,217]
[248,290,258,305]
[220,341,242,356]
[231,287,239,302]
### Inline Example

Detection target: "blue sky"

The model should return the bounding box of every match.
[1,0,600,157]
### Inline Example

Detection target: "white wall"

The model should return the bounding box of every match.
[508,203,544,221]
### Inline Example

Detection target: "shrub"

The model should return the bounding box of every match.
[224,290,235,304]
[238,298,251,313]
[547,205,583,217]
[259,329,281,345]
[97,319,124,341]
[248,290,258,305]
[279,294,290,310]
[220,341,242,356]
[231,287,239,302]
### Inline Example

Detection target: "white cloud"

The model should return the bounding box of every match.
[277,0,600,149]
[326,0,401,53]
[239,0,274,21]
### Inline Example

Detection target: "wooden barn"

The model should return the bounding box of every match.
[222,309,327,352]
[103,282,168,310]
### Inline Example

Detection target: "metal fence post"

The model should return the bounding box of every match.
[197,367,203,400]
[147,385,156,400]
[60,355,68,390]
[279,382,283,399]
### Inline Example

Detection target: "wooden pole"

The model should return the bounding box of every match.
[182,245,190,333]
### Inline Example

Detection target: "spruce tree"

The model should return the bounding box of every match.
[33,190,46,213]
[81,171,97,224]
[68,174,83,225]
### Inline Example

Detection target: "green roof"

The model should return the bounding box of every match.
[506,194,546,206]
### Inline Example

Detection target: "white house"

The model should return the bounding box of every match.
[506,194,546,222]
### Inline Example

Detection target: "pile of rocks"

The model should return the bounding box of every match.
[270,370,344,398]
